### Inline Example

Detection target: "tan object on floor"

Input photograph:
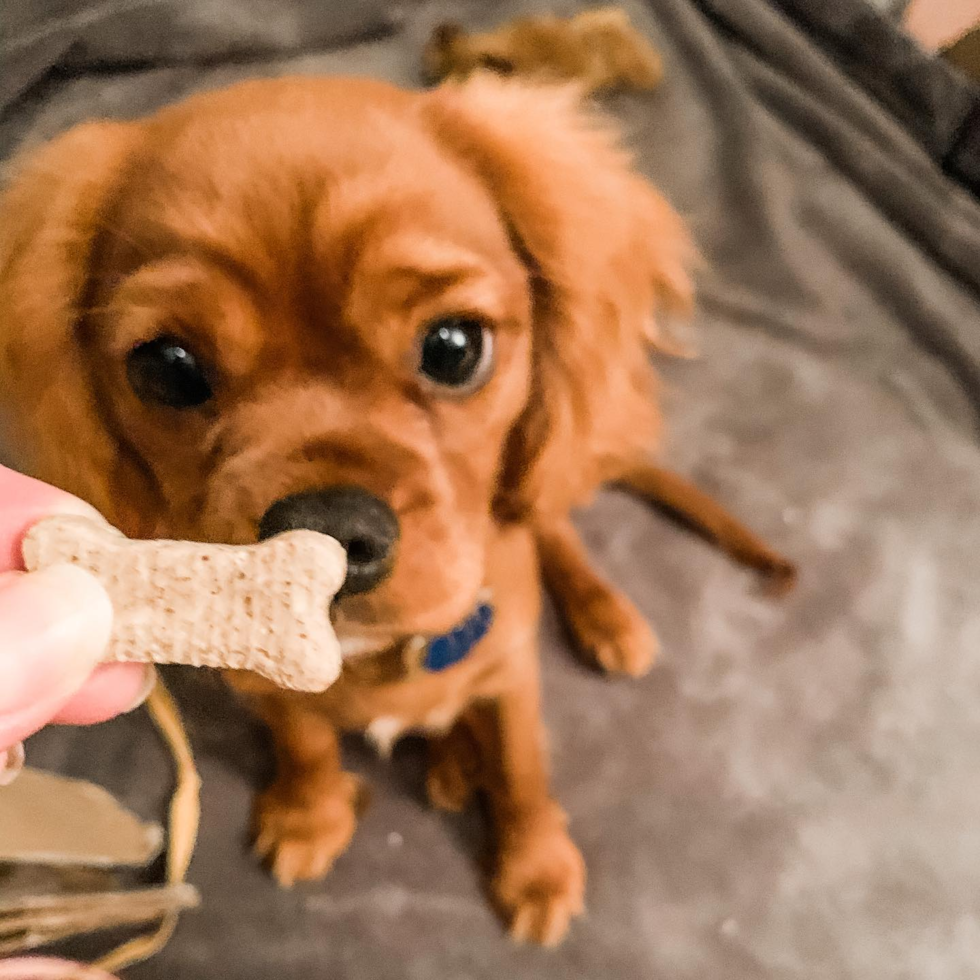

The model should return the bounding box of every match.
[0,679,201,971]
[93,680,201,973]
[0,770,161,868]
[423,7,663,93]
[942,25,980,80]
[0,884,199,958]
[22,515,347,693]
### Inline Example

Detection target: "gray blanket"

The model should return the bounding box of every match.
[5,1,980,978]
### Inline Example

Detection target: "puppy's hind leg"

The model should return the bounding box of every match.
[536,514,658,677]
[427,716,484,813]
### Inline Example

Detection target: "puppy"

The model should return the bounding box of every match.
[423,8,664,93]
[0,76,785,946]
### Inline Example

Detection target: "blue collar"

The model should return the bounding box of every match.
[420,601,494,672]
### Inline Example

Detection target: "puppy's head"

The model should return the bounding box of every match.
[0,76,690,641]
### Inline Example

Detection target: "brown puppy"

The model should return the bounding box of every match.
[0,76,781,946]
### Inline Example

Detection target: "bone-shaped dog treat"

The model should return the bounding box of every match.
[22,516,347,693]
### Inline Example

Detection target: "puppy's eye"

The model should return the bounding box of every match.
[126,337,213,408]
[418,316,492,392]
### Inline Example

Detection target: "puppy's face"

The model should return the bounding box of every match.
[86,84,534,639]
[0,77,691,642]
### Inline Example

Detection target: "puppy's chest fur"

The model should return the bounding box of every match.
[364,707,457,758]
[322,641,505,756]
[321,525,538,754]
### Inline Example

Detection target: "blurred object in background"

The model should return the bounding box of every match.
[422,7,663,93]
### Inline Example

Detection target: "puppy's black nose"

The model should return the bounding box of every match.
[258,487,399,596]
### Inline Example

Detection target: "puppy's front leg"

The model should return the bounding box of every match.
[536,514,658,676]
[242,686,365,887]
[477,680,586,947]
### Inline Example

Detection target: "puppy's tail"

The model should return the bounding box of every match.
[614,461,797,595]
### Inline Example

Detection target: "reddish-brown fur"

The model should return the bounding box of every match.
[0,76,789,945]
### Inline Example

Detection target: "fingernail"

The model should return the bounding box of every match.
[0,564,114,712]
[0,742,25,786]
[123,667,157,714]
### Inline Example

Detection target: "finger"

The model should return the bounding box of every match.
[0,958,117,979]
[50,663,155,725]
[0,565,113,748]
[0,465,105,573]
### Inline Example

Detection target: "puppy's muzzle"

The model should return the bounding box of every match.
[258,487,399,596]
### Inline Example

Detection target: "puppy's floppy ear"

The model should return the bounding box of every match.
[0,122,145,523]
[422,77,694,518]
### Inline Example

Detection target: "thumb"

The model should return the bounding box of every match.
[0,564,114,748]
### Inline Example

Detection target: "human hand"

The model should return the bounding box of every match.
[0,466,154,783]
[906,0,978,51]
[0,957,116,979]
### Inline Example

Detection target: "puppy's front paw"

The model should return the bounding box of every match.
[568,591,658,677]
[253,772,366,887]
[492,810,586,947]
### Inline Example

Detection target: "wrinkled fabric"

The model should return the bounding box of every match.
[6,0,980,977]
